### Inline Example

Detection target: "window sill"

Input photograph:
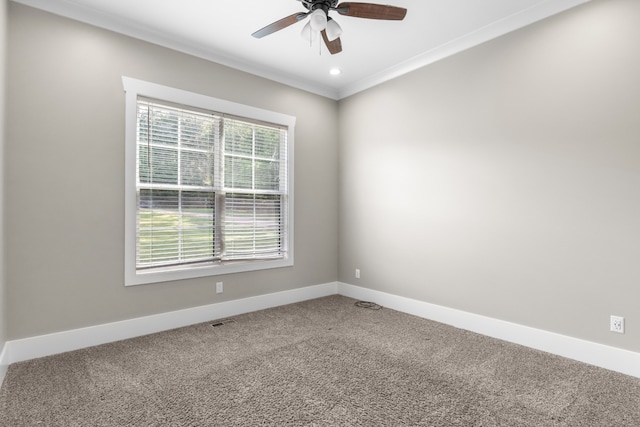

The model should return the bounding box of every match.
[125,256,294,286]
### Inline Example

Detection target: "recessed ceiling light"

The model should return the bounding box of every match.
[329,68,341,76]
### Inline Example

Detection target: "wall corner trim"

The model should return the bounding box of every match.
[0,343,8,386]
[338,282,640,379]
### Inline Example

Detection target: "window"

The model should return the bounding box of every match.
[123,78,295,286]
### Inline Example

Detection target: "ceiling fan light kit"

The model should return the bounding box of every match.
[300,21,318,42]
[252,0,407,55]
[325,18,343,41]
[309,8,328,31]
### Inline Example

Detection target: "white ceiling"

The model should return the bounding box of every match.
[14,0,589,99]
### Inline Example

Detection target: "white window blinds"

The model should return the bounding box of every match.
[136,98,288,270]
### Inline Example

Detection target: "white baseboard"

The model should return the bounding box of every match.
[338,282,640,379]
[3,281,638,383]
[4,282,338,365]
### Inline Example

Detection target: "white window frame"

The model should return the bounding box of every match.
[123,77,295,286]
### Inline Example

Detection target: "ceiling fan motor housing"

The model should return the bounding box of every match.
[303,0,339,14]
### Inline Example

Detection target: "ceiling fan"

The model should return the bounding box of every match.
[252,1,408,55]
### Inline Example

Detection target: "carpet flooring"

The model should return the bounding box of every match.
[1,295,639,426]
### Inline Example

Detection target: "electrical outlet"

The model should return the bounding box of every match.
[355,268,360,279]
[610,315,624,334]
[216,282,223,294]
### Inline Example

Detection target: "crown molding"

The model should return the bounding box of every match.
[338,0,590,98]
[10,0,590,97]
[12,0,591,100]
[10,0,341,99]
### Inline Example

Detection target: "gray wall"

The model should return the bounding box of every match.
[338,0,640,352]
[5,0,639,357]
[6,3,338,340]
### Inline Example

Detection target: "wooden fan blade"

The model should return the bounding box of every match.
[252,12,308,38]
[321,30,343,55]
[336,2,407,20]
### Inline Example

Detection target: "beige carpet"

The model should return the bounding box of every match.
[1,295,639,426]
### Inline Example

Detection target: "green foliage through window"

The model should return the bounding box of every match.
[136,98,288,269]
